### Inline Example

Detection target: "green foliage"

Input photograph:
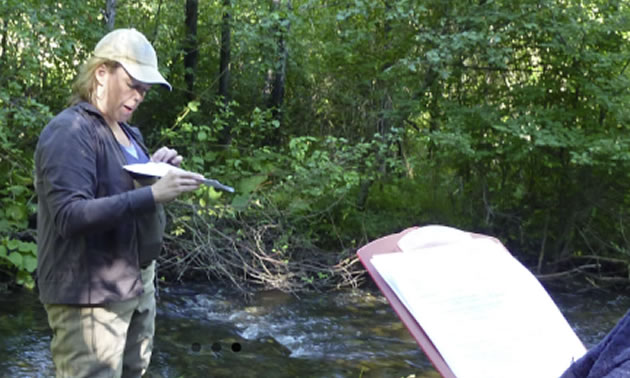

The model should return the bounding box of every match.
[0,0,79,287]
[3,0,630,287]
[0,239,37,289]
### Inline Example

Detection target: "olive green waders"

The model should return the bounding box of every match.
[44,262,156,378]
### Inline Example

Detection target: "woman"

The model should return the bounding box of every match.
[35,28,203,377]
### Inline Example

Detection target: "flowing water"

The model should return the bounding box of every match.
[0,282,628,377]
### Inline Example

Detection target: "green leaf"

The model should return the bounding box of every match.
[231,194,250,211]
[18,241,36,254]
[6,204,26,221]
[187,101,200,112]
[7,185,26,196]
[238,175,268,194]
[7,252,23,267]
[207,187,222,201]
[6,239,19,250]
[16,270,35,289]
[23,255,37,273]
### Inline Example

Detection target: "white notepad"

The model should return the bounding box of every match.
[370,228,585,378]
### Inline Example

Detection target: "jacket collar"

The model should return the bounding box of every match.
[75,101,148,154]
[75,101,111,128]
[76,101,102,116]
[76,101,132,131]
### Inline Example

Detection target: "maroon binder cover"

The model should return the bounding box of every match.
[357,227,457,378]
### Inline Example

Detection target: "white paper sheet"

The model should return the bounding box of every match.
[371,235,585,378]
[397,224,473,251]
[123,162,235,192]
[123,162,184,177]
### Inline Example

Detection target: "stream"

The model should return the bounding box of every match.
[0,282,627,377]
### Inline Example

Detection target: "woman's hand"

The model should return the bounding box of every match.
[151,169,204,203]
[151,146,183,167]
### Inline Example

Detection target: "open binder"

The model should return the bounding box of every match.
[357,225,586,378]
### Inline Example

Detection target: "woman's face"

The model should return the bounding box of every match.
[97,65,152,125]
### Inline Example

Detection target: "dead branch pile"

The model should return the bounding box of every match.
[158,201,366,296]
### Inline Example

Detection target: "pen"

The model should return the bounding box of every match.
[202,178,235,193]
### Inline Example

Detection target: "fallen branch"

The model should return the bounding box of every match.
[158,200,365,296]
[536,264,601,280]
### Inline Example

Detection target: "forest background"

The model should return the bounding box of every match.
[1,0,629,294]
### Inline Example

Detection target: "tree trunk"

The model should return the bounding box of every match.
[218,0,232,145]
[184,0,199,100]
[267,1,289,113]
[263,0,290,146]
[357,1,393,210]
[151,0,164,42]
[105,0,117,31]
[218,0,231,102]
[0,18,6,70]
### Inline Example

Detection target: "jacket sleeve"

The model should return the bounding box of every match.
[35,112,155,239]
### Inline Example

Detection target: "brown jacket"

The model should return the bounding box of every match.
[35,102,165,304]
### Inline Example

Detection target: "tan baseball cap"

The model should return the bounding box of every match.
[93,28,172,91]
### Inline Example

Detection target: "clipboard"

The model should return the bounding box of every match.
[356,227,457,378]
[357,226,587,378]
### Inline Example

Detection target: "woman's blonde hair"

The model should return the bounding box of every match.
[68,57,119,106]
